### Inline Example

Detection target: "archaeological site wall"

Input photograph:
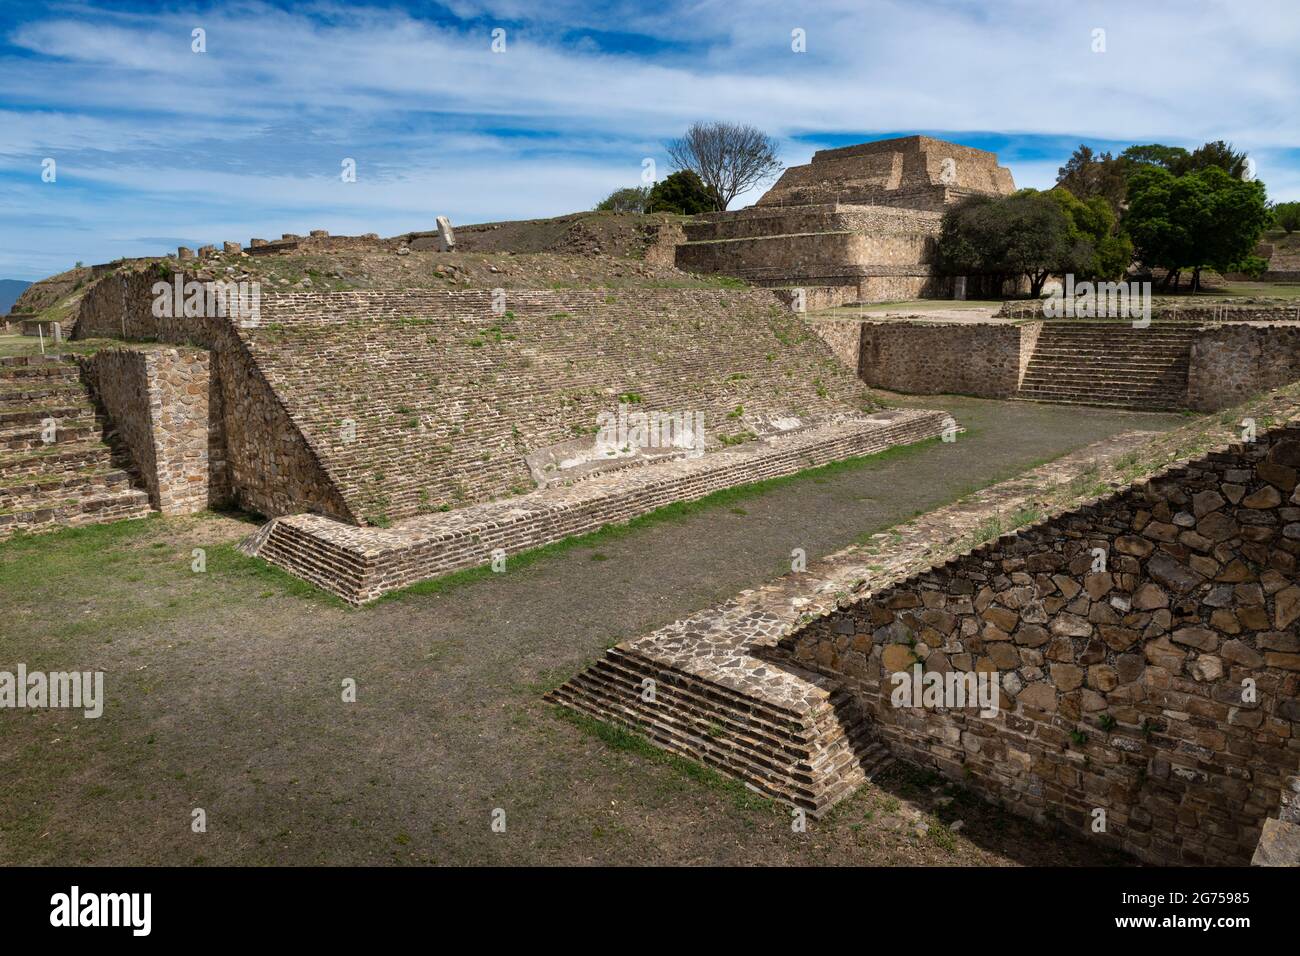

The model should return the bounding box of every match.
[1188,325,1300,412]
[784,423,1300,864]
[239,288,871,525]
[75,270,355,522]
[814,315,1300,412]
[80,346,226,515]
[73,273,874,527]
[850,321,1036,397]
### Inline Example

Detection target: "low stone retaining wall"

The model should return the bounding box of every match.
[1188,324,1300,412]
[245,409,951,604]
[787,417,1300,865]
[856,321,1032,397]
[817,315,1299,411]
[80,346,225,515]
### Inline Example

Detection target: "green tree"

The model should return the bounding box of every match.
[1048,187,1133,280]
[595,186,651,213]
[1124,165,1268,291]
[937,190,1072,297]
[1272,201,1300,233]
[1055,145,1129,211]
[1120,143,1190,172]
[644,170,718,215]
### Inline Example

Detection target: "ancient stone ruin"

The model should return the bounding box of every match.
[676,135,1016,302]
[4,133,1299,867]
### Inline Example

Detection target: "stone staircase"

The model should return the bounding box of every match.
[547,644,893,816]
[0,355,151,538]
[1016,322,1197,410]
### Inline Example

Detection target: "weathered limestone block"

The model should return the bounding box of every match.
[436,215,456,251]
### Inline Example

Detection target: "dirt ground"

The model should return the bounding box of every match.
[0,395,1183,866]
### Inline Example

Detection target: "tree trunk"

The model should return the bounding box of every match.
[1191,266,1202,293]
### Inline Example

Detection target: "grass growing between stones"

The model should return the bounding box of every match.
[0,397,1173,865]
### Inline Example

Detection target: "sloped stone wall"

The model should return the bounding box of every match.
[74,275,873,525]
[242,288,874,524]
[786,423,1300,864]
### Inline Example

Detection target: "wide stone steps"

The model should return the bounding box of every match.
[548,646,893,815]
[0,381,91,405]
[1015,325,1195,410]
[0,356,153,538]
[0,488,152,538]
[0,404,97,428]
[0,467,138,511]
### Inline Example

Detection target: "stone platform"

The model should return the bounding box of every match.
[243,408,952,605]
[675,135,1016,302]
[548,429,1166,817]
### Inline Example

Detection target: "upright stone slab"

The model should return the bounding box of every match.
[436,216,456,252]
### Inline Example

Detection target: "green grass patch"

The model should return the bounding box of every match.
[552,706,778,815]
[375,432,946,604]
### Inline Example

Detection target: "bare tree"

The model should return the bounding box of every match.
[666,122,783,211]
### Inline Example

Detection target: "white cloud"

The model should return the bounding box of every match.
[1,0,1297,278]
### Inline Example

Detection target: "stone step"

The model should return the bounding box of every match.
[0,487,152,539]
[1019,374,1187,390]
[584,657,825,764]
[1028,346,1191,359]
[0,404,97,428]
[0,381,89,405]
[0,422,102,452]
[549,646,890,815]
[0,467,137,511]
[1017,387,1185,403]
[1027,349,1191,362]
[0,355,79,369]
[1022,365,1189,380]
[0,441,115,479]
[1013,394,1184,411]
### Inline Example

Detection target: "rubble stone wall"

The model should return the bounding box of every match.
[787,425,1300,864]
[856,321,1028,397]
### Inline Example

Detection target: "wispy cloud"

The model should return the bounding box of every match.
[1,0,1296,279]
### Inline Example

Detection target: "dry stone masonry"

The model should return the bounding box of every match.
[555,396,1300,865]
[676,136,1015,302]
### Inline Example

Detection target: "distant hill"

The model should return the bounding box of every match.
[0,279,32,314]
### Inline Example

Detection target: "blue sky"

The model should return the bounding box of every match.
[1,0,1298,280]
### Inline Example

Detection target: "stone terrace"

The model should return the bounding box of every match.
[244,408,950,604]
[550,430,1162,814]
[248,288,874,525]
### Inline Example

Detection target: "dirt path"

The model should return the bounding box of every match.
[0,395,1183,866]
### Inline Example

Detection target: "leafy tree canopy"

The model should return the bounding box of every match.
[595,186,651,213]
[644,170,717,215]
